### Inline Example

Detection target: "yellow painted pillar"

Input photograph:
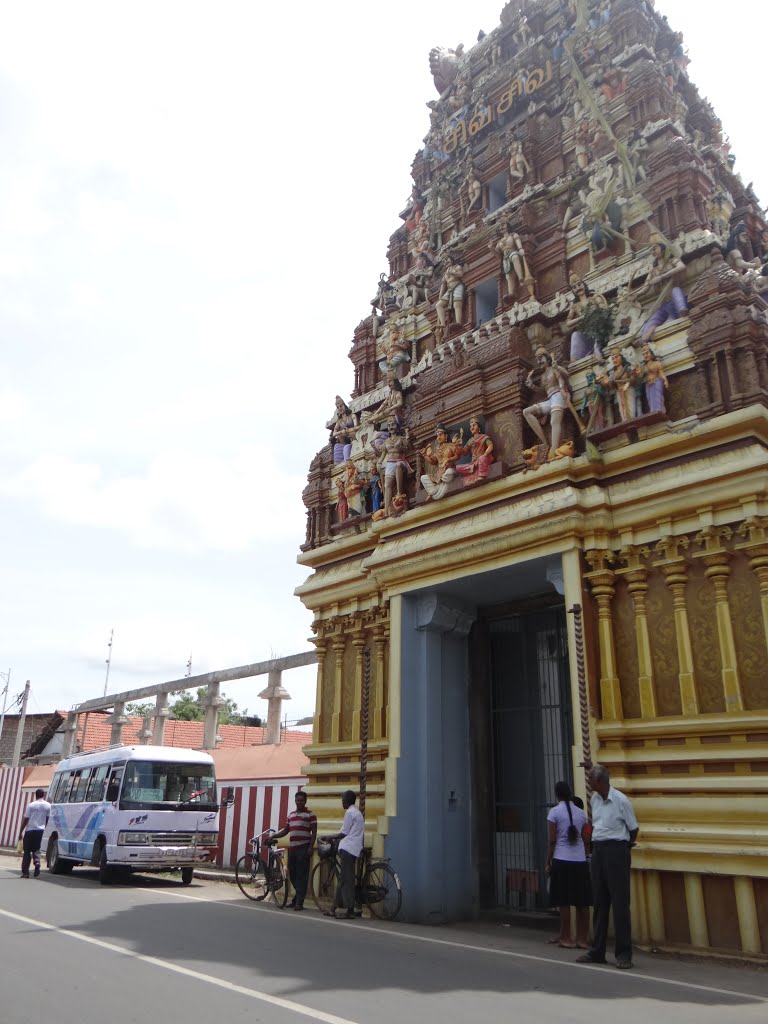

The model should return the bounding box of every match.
[735,518,768,655]
[373,625,387,740]
[584,551,623,720]
[351,627,365,740]
[631,871,648,944]
[734,876,762,955]
[644,870,665,945]
[622,560,657,718]
[659,559,699,715]
[311,636,328,743]
[331,635,346,743]
[704,555,743,712]
[684,874,709,948]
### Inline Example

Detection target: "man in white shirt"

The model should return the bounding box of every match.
[577,764,639,969]
[322,790,364,920]
[19,788,52,879]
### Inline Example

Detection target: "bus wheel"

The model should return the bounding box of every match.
[47,837,73,875]
[98,845,113,886]
[181,867,194,886]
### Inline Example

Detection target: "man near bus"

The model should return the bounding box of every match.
[271,790,317,911]
[19,788,51,879]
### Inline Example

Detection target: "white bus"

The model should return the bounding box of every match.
[42,745,219,885]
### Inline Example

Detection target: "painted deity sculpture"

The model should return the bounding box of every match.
[367,467,383,514]
[508,140,532,183]
[435,258,467,328]
[639,240,689,343]
[342,460,365,517]
[524,348,571,457]
[380,417,412,517]
[456,415,494,485]
[378,323,411,376]
[336,478,348,523]
[419,424,463,500]
[580,370,609,431]
[404,252,435,308]
[327,396,358,464]
[567,276,609,360]
[464,160,483,213]
[490,225,534,301]
[641,343,668,414]
[725,223,768,296]
[607,350,641,421]
[368,377,405,452]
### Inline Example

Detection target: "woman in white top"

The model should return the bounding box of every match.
[545,780,592,948]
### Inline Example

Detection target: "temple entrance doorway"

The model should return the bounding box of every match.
[471,601,573,911]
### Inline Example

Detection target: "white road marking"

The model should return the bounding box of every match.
[133,883,768,1005]
[2,864,766,1006]
[0,906,361,1024]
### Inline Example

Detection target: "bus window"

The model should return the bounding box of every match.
[49,772,64,802]
[70,768,93,802]
[60,771,77,803]
[85,764,110,802]
[106,765,124,803]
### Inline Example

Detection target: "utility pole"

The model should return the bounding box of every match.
[11,680,30,768]
[103,629,114,697]
[0,668,10,746]
[185,653,192,678]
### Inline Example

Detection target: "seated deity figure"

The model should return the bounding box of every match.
[378,323,411,376]
[327,396,358,464]
[638,239,689,343]
[523,348,572,458]
[455,415,494,486]
[419,424,463,500]
[404,252,435,308]
[435,258,467,328]
[726,223,767,295]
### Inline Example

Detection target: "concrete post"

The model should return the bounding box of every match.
[11,681,30,768]
[108,701,129,746]
[202,683,225,749]
[152,692,169,745]
[61,711,78,758]
[138,716,153,744]
[258,670,291,745]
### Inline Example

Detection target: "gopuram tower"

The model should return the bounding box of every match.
[297,0,768,954]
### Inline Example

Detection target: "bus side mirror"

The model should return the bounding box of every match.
[221,787,235,807]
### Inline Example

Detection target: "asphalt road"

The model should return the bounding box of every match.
[0,855,766,1024]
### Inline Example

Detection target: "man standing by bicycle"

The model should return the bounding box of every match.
[322,789,364,920]
[271,790,317,911]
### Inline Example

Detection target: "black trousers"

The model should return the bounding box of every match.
[335,850,357,911]
[21,830,43,875]
[589,840,632,962]
[287,846,311,907]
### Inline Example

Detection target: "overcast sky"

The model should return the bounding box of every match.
[0,1,765,726]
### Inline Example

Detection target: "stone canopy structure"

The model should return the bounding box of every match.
[297,0,768,955]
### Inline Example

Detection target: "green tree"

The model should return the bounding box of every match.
[126,689,261,726]
[125,701,155,718]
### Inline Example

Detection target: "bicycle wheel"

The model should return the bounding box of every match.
[269,856,290,908]
[364,861,402,920]
[235,853,269,901]
[310,859,339,913]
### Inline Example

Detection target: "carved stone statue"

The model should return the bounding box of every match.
[404,252,435,308]
[378,323,411,376]
[607,350,641,421]
[566,276,610,360]
[489,224,535,302]
[379,417,412,516]
[464,160,483,213]
[342,460,365,517]
[429,45,465,95]
[508,140,532,183]
[435,258,467,328]
[419,424,462,500]
[523,348,572,457]
[725,223,766,293]
[638,239,689,343]
[335,478,348,523]
[580,370,609,431]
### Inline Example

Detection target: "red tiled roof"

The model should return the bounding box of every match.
[70,711,310,752]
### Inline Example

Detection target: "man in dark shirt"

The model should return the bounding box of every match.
[271,790,317,910]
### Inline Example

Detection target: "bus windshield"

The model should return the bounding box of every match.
[119,760,217,811]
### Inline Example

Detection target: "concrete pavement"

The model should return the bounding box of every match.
[0,853,765,1024]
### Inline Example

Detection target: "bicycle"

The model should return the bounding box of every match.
[310,842,402,920]
[235,828,289,907]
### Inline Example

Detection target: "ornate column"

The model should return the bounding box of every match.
[684,874,709,948]
[331,628,346,743]
[734,876,762,955]
[584,550,623,720]
[373,625,387,740]
[693,526,743,712]
[616,546,656,718]
[737,516,768,654]
[655,536,699,716]
[310,631,328,743]
[351,623,366,740]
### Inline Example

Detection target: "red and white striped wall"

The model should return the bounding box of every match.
[0,768,33,847]
[215,778,305,868]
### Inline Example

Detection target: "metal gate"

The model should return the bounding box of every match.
[489,608,572,909]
